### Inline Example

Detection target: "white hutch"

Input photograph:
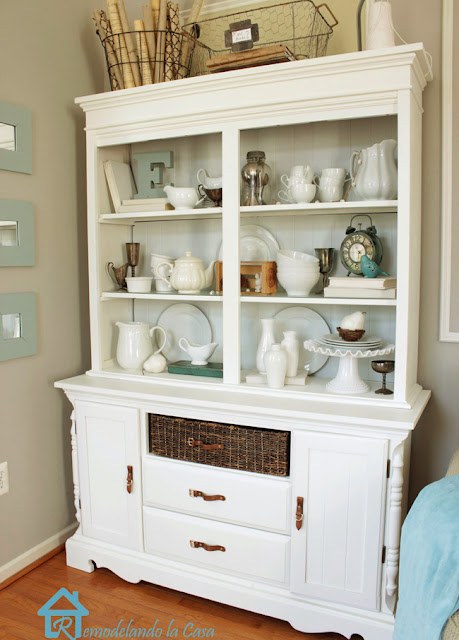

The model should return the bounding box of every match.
[56,44,432,640]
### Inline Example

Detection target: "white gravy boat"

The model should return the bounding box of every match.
[179,337,218,365]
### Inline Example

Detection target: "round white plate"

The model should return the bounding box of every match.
[273,307,330,374]
[157,304,212,363]
[320,334,382,348]
[218,224,279,261]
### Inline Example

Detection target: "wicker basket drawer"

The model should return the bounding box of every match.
[148,414,290,477]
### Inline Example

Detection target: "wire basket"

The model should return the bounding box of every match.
[97,27,197,91]
[183,0,337,77]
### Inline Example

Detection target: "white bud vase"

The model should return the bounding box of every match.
[256,318,276,374]
[264,344,288,389]
[281,330,299,377]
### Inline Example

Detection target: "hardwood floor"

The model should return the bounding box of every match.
[0,551,355,640]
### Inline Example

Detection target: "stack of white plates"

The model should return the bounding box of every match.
[319,334,383,349]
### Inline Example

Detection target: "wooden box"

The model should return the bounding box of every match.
[215,261,277,295]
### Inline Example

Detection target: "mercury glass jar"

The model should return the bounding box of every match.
[241,150,272,206]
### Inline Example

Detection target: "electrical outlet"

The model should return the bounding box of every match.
[0,462,9,496]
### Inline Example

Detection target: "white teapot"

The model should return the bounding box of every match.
[157,251,216,294]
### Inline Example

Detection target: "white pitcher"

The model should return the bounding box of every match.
[350,139,397,200]
[116,322,166,371]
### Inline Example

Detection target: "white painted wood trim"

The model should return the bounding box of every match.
[385,452,404,597]
[440,0,459,341]
[0,523,78,584]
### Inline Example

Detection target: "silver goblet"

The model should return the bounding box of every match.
[314,248,335,292]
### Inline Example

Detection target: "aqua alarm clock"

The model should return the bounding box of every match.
[339,214,383,275]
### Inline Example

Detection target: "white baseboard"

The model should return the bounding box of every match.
[0,522,78,584]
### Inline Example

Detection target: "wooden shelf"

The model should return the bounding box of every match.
[98,201,396,224]
[99,207,222,224]
[101,291,222,302]
[241,200,397,217]
[240,293,397,306]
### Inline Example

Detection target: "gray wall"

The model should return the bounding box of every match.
[0,2,104,567]
[391,0,459,499]
[0,0,457,570]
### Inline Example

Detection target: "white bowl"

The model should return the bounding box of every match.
[278,264,320,272]
[277,269,321,297]
[277,250,319,265]
[125,277,153,293]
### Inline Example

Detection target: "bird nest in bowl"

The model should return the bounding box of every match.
[336,327,366,342]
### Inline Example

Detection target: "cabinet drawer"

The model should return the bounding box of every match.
[143,506,289,585]
[142,457,291,534]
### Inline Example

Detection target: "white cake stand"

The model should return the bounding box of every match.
[303,339,395,395]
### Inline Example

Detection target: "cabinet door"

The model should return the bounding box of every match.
[291,432,388,611]
[76,401,142,550]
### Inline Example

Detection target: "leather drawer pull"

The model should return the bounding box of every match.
[188,437,224,451]
[190,540,226,552]
[126,465,133,494]
[189,489,226,501]
[296,496,304,530]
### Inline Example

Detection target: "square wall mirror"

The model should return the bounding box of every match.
[0,102,32,174]
[2,312,22,339]
[0,293,37,362]
[0,200,34,266]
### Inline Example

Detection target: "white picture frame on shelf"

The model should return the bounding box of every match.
[103,160,169,214]
[440,0,459,342]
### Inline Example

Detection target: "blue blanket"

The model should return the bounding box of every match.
[394,475,459,640]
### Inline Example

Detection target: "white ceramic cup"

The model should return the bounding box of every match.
[321,167,347,181]
[318,183,344,202]
[154,277,173,293]
[290,183,316,204]
[151,253,174,279]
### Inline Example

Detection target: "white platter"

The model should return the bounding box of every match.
[273,307,330,374]
[218,224,279,261]
[157,304,212,363]
[321,334,383,348]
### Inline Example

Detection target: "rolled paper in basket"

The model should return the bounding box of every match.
[106,0,136,89]
[93,10,125,90]
[142,5,157,80]
[155,0,168,83]
[150,0,160,30]
[169,2,180,80]
[164,4,174,81]
[180,0,204,73]
[134,20,153,85]
[117,0,141,86]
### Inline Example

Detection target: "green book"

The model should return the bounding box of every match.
[168,361,223,378]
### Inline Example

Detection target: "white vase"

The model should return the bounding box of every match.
[367,1,395,50]
[281,330,299,377]
[256,318,276,374]
[264,344,288,389]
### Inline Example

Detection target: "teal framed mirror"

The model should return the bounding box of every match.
[0,200,34,266]
[0,102,32,174]
[0,293,37,362]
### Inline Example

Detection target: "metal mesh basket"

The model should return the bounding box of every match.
[183,0,337,77]
[97,29,196,91]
